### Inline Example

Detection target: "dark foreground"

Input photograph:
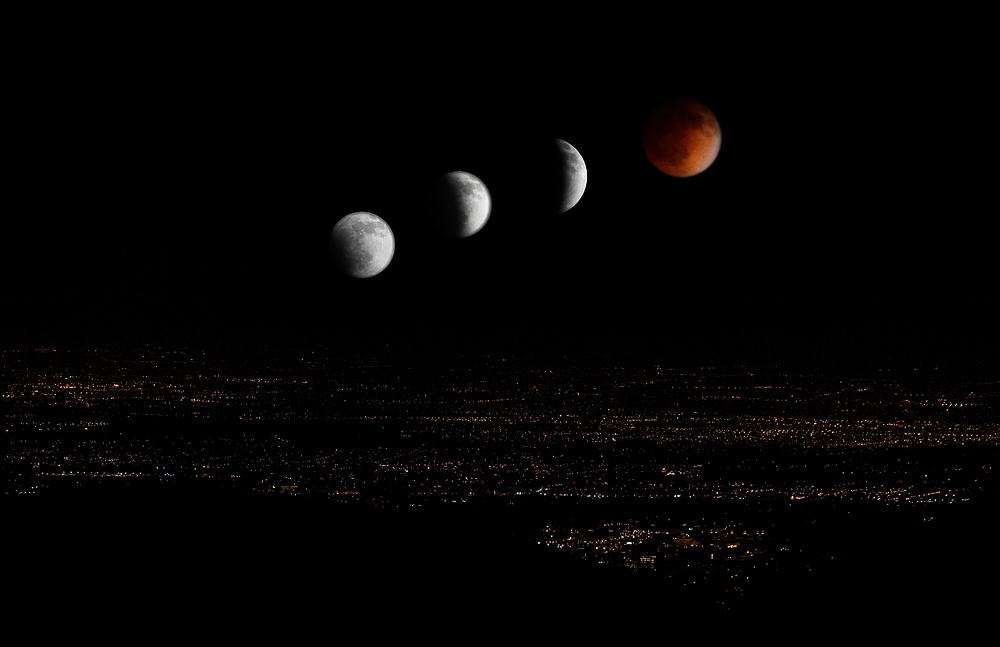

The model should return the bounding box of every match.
[8,482,996,638]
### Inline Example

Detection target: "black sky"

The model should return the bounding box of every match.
[6,18,997,371]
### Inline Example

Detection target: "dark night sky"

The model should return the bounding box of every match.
[6,17,997,371]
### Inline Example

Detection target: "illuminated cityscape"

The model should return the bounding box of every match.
[5,345,997,615]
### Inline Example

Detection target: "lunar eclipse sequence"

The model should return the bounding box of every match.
[330,99,720,279]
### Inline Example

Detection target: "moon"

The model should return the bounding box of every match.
[642,99,721,177]
[329,212,395,278]
[427,171,491,238]
[554,138,587,213]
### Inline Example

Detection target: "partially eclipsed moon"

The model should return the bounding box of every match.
[555,138,587,213]
[330,212,395,278]
[642,99,721,177]
[427,171,491,237]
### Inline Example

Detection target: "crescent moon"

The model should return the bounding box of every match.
[555,138,587,213]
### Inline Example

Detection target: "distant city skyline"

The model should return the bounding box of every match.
[8,345,997,616]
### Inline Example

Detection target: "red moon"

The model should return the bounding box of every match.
[642,99,721,177]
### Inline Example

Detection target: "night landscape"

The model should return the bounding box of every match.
[7,13,997,635]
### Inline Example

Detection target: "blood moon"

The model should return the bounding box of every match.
[642,99,721,177]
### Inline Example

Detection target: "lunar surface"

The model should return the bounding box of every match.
[427,171,491,237]
[329,212,395,278]
[642,99,721,177]
[554,138,587,213]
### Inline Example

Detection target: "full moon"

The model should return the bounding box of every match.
[329,212,395,278]
[554,138,587,213]
[642,99,721,177]
[426,171,491,238]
